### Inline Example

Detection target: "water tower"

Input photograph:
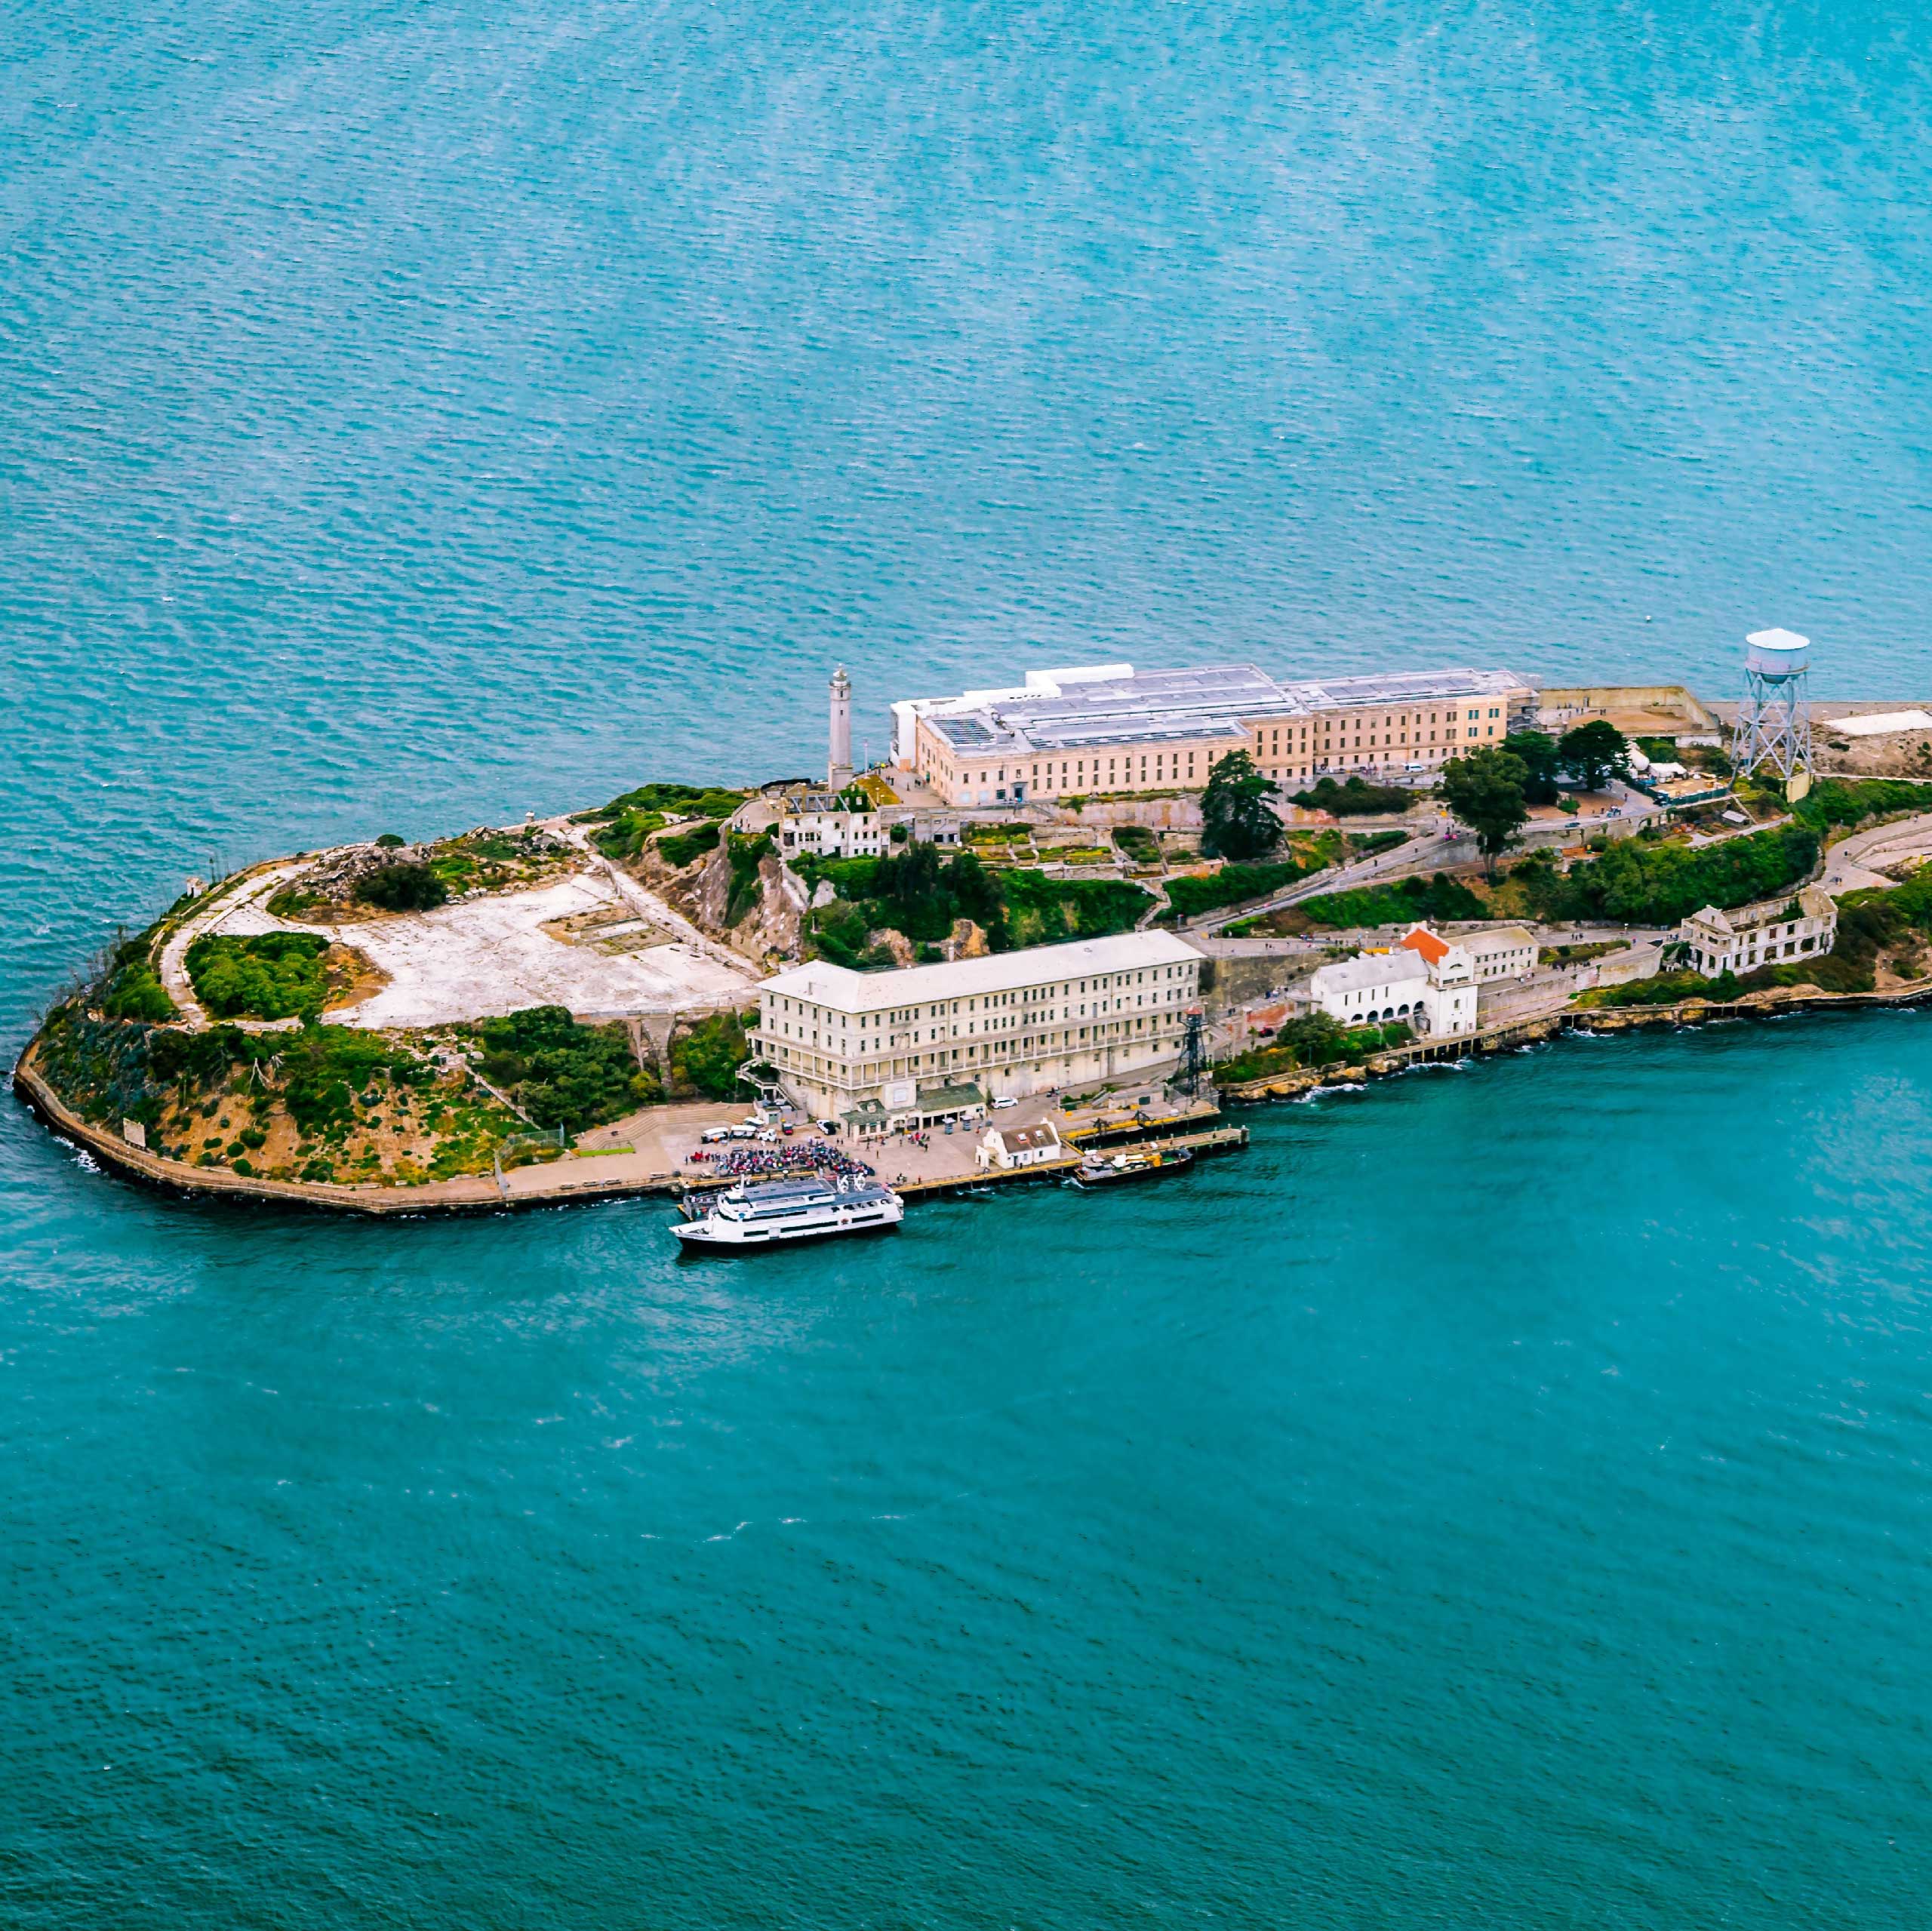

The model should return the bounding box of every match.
[1730,628,1814,794]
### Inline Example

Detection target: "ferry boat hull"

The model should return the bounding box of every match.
[674,1176,905,1249]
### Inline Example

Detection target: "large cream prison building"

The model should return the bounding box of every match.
[752,930,1204,1127]
[891,662,1537,807]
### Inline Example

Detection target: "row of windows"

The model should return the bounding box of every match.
[765,985,1191,1050]
[922,701,1516,798]
[1697,933,1820,972]
[762,1019,1181,1087]
[765,964,1195,1028]
[1255,706,1503,751]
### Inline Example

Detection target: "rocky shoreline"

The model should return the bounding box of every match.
[20,970,1932,1219]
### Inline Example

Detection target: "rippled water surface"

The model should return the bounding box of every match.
[6,2,1932,1924]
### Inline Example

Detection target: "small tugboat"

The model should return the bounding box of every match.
[673,1173,904,1249]
[1075,1145,1196,1185]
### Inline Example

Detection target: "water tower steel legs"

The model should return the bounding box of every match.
[1730,664,1813,786]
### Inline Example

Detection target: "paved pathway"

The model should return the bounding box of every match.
[557,819,758,983]
[156,859,314,1029]
[1820,810,1932,893]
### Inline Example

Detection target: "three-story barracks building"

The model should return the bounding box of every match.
[751,930,1204,1127]
[891,662,1536,807]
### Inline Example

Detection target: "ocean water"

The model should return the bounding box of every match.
[5,2,1932,1923]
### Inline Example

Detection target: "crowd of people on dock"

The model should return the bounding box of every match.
[700,1142,877,1182]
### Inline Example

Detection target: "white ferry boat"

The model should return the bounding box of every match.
[673,1173,904,1249]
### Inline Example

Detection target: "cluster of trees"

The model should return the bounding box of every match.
[1515,824,1820,925]
[1295,872,1488,929]
[1206,727,1635,884]
[185,932,332,1022]
[671,1010,754,1099]
[584,781,745,862]
[1289,775,1411,816]
[1438,722,1633,874]
[1214,1010,1409,1081]
[656,821,721,869]
[1164,856,1324,921]
[802,844,1150,964]
[1790,779,1932,835]
[97,934,177,1022]
[804,844,1003,965]
[475,1005,658,1134]
[356,861,448,912]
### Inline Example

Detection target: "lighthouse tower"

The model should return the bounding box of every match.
[828,666,854,790]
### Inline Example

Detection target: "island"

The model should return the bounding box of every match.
[17,660,1932,1219]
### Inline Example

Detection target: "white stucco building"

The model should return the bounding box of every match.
[1678,887,1837,979]
[1308,927,1478,1038]
[1455,924,1538,984]
[751,930,1204,1127]
[978,1121,1064,1170]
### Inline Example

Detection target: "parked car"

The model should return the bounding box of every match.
[700,1126,734,1144]
[992,1096,1018,1110]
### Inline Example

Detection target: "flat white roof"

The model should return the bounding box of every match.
[1834,709,1932,737]
[761,930,1204,1013]
[1310,950,1429,995]
[915,661,1534,759]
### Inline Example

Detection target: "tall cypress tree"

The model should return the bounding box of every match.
[1201,751,1282,861]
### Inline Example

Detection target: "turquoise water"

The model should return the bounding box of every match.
[7,2,1932,1923]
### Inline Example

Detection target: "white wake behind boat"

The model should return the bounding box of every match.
[673,1173,904,1249]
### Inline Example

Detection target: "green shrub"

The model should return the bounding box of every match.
[1521,824,1819,926]
[375,832,407,849]
[1214,1012,1374,1080]
[97,938,177,1022]
[1583,970,1740,1008]
[1297,872,1487,928]
[1291,776,1414,816]
[672,1010,753,1099]
[186,932,331,1021]
[724,833,775,925]
[580,781,745,825]
[1790,779,1932,836]
[355,862,448,912]
[278,1027,424,1135]
[475,1005,657,1133]
[655,821,722,869]
[803,900,894,970]
[1352,830,1411,857]
[995,870,1153,947]
[1164,857,1321,921]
